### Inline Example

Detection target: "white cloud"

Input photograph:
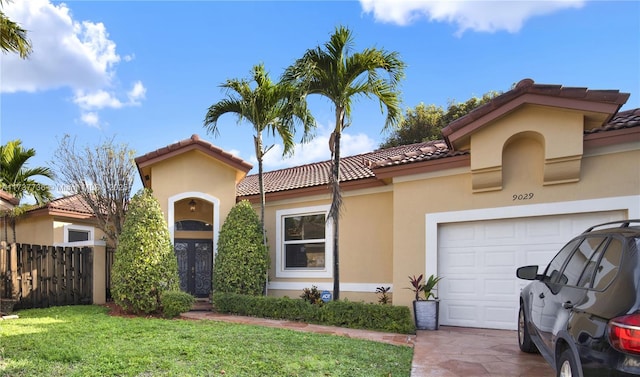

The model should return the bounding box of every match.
[127,81,146,105]
[259,124,377,171]
[0,0,144,126]
[359,0,585,34]
[80,112,100,128]
[74,90,124,110]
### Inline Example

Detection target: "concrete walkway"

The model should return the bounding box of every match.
[181,308,553,376]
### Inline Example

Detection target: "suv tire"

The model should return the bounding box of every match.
[557,349,579,377]
[518,305,537,353]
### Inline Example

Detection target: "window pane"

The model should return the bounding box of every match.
[593,238,623,291]
[284,214,325,241]
[562,237,606,286]
[285,242,325,268]
[546,238,581,283]
[68,230,89,242]
[175,220,213,231]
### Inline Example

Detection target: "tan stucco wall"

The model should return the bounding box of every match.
[10,216,54,245]
[262,189,394,303]
[390,143,640,309]
[471,105,583,170]
[148,150,239,226]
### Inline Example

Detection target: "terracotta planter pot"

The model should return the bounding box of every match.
[413,299,439,330]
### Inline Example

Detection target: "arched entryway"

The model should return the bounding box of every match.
[168,192,219,298]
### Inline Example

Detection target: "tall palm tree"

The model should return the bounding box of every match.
[0,140,54,242]
[283,26,405,300]
[204,63,315,244]
[0,0,32,58]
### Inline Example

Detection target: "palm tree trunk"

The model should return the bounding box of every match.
[330,107,345,301]
[332,131,341,300]
[255,134,268,296]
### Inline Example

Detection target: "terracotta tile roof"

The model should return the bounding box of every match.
[135,134,252,172]
[237,141,461,197]
[237,105,639,198]
[38,194,94,216]
[367,141,469,168]
[0,190,19,205]
[585,108,640,134]
[442,78,630,140]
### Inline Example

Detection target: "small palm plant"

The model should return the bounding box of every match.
[407,274,443,301]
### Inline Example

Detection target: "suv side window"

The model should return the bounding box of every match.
[592,238,623,291]
[545,238,582,284]
[557,236,606,287]
[576,237,607,288]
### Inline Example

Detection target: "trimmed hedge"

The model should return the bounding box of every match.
[213,200,269,295]
[111,188,179,314]
[212,292,415,334]
[161,290,195,318]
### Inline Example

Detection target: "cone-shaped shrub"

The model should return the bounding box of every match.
[213,200,268,295]
[111,188,179,313]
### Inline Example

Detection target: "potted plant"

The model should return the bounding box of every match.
[408,274,443,330]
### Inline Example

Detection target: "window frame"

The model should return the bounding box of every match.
[275,205,333,278]
[63,224,94,244]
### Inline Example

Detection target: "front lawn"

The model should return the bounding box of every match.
[0,305,413,376]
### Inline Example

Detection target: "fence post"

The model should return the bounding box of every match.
[10,243,19,300]
[91,245,106,304]
[0,241,6,297]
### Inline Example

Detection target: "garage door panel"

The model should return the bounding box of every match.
[484,278,516,297]
[445,278,477,296]
[484,250,517,267]
[485,306,516,328]
[437,211,625,330]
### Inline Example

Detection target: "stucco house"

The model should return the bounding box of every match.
[6,79,640,330]
[136,79,639,330]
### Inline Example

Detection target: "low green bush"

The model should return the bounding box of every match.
[212,292,415,334]
[161,290,195,318]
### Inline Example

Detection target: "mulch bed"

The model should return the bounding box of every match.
[103,301,166,319]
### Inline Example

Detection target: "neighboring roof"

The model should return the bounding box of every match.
[0,190,19,206]
[135,134,253,172]
[26,194,96,219]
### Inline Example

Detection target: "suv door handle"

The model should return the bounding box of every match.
[563,301,574,309]
[539,293,545,299]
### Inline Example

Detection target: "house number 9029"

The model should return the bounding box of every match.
[513,193,534,201]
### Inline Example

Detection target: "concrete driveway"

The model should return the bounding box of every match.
[411,326,554,376]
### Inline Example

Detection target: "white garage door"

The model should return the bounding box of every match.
[438,211,625,330]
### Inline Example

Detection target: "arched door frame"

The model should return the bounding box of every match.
[168,192,220,256]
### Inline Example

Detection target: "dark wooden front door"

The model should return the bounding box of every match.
[174,239,212,298]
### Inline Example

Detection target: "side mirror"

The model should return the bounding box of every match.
[517,265,539,280]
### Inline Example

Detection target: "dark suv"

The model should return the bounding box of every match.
[517,220,640,377]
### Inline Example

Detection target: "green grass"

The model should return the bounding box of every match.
[0,305,413,376]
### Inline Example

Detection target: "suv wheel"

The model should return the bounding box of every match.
[557,349,579,377]
[518,305,537,353]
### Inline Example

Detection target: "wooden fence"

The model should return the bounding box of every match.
[0,242,93,309]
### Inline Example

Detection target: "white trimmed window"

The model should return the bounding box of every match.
[63,224,94,243]
[275,205,333,278]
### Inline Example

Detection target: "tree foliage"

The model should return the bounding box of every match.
[0,0,32,58]
[0,139,54,242]
[204,64,315,243]
[111,189,179,314]
[380,91,501,148]
[213,200,269,296]
[51,135,135,247]
[283,25,405,300]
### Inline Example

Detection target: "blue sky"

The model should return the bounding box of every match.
[1,0,639,196]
